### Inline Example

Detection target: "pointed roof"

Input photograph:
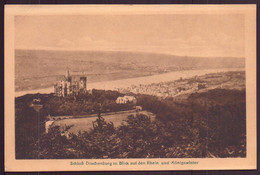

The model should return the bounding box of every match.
[66,69,71,78]
[60,75,67,81]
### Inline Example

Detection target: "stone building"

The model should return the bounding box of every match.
[54,69,87,97]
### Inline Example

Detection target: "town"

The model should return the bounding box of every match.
[118,71,245,99]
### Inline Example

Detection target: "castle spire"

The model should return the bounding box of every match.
[66,68,70,78]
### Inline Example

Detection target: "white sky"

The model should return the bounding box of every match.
[15,14,244,57]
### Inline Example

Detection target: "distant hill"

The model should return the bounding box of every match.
[15,49,245,91]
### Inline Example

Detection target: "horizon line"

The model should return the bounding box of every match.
[15,48,245,59]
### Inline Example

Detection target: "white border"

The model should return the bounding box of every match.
[4,5,257,172]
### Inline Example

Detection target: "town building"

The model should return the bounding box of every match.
[54,69,87,97]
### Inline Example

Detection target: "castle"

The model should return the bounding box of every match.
[54,70,87,97]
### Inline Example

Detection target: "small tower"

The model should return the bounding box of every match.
[66,69,70,78]
[79,77,87,90]
[66,69,71,81]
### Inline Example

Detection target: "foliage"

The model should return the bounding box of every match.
[15,88,246,159]
[15,94,46,158]
[43,90,133,116]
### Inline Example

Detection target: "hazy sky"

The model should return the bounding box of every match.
[15,14,244,57]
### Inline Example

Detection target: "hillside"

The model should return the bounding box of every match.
[15,88,246,159]
[15,49,245,91]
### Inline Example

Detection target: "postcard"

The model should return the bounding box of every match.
[4,5,256,171]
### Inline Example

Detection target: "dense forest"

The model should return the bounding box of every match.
[15,88,246,159]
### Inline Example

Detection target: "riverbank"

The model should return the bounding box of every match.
[15,68,244,97]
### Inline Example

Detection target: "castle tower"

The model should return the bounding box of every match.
[66,69,70,78]
[79,77,87,90]
[66,69,72,81]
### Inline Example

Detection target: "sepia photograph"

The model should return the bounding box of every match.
[5,5,256,171]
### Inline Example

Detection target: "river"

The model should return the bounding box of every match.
[15,68,244,97]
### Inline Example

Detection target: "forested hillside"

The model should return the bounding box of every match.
[15,88,246,159]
